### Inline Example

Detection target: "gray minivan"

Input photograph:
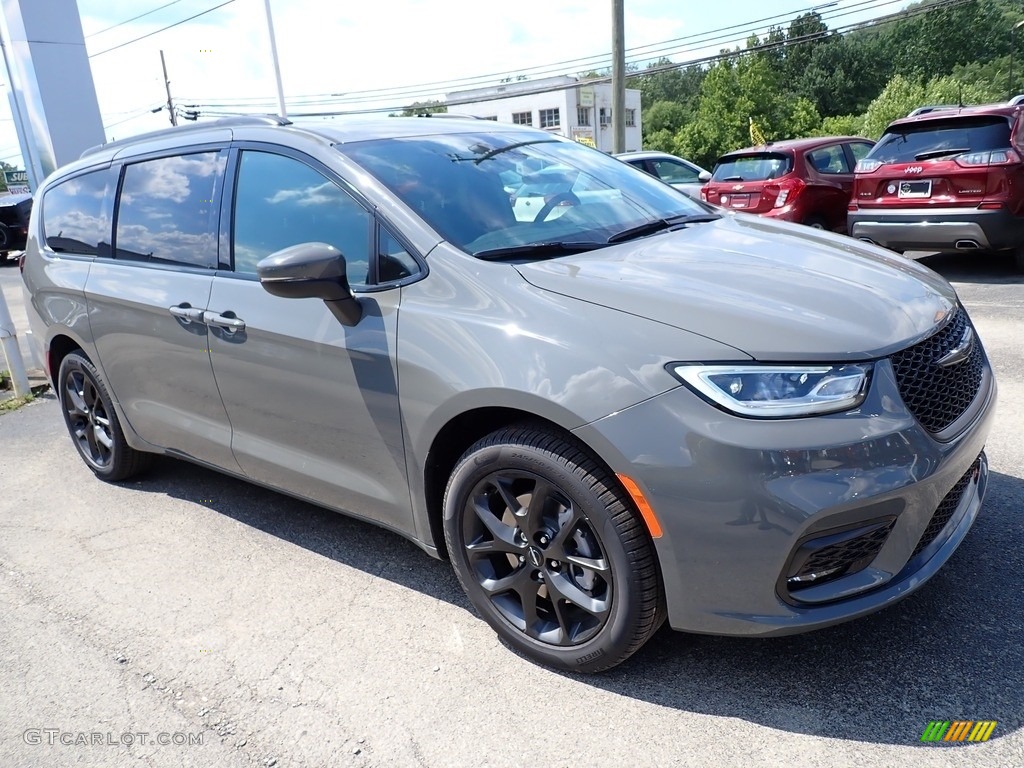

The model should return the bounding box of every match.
[22,116,996,672]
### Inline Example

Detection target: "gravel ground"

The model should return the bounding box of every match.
[0,253,1021,768]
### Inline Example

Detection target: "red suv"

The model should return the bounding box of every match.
[848,99,1024,271]
[701,136,874,231]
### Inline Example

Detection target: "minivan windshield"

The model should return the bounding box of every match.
[868,117,1012,163]
[338,132,708,257]
[711,152,793,182]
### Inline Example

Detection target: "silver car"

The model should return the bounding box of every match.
[614,150,711,199]
[22,116,996,672]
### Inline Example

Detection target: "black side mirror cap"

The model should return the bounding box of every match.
[256,242,362,326]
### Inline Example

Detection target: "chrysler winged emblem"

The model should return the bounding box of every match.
[936,325,974,367]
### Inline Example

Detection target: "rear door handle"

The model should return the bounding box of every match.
[168,304,205,324]
[203,311,245,331]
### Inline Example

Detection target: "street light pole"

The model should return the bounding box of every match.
[1009,20,1024,100]
[263,0,287,119]
[611,0,625,153]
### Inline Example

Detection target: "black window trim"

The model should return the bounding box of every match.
[221,142,427,292]
[110,142,229,272]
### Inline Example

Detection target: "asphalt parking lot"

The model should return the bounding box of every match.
[1,252,1022,768]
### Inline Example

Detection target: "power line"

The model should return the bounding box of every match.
[89,0,237,58]
[183,0,915,112]
[86,0,185,38]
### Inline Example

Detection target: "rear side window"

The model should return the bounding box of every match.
[651,158,700,184]
[114,151,226,268]
[868,117,1012,163]
[806,145,851,174]
[42,169,113,256]
[712,153,792,182]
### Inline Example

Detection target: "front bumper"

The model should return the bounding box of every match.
[572,356,996,636]
[848,206,1024,252]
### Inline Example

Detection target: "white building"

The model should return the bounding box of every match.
[446,75,642,153]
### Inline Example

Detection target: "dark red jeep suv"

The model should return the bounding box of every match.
[848,99,1024,271]
[701,136,874,232]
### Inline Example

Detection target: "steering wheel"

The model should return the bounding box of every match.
[534,191,580,222]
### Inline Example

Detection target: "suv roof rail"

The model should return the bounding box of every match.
[906,105,959,117]
[1008,94,1024,106]
[80,115,293,159]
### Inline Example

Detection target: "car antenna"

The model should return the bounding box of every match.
[958,84,964,110]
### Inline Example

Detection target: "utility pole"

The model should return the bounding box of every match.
[160,50,177,126]
[263,0,288,119]
[612,0,625,153]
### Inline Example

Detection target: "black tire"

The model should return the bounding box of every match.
[803,215,828,230]
[1013,245,1024,274]
[58,351,151,481]
[443,425,663,673]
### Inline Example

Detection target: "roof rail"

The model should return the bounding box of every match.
[80,115,292,159]
[1008,94,1024,106]
[906,105,959,117]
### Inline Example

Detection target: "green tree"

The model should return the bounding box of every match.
[392,100,447,117]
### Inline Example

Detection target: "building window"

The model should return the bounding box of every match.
[539,108,560,129]
[577,107,591,126]
[625,108,636,127]
[599,108,611,126]
[512,111,532,126]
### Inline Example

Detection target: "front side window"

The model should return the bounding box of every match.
[232,151,370,285]
[339,131,706,257]
[115,152,225,267]
[42,168,113,256]
[539,108,560,129]
[512,111,532,126]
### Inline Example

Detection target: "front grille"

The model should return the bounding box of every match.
[911,457,981,559]
[890,306,984,433]
[787,519,896,592]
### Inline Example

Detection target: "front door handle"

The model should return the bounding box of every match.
[203,311,245,332]
[169,304,205,324]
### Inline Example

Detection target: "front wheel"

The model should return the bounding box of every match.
[443,425,664,672]
[58,351,152,481]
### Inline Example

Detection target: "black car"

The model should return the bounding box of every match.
[0,193,32,262]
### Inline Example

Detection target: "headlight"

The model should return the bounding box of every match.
[671,363,872,418]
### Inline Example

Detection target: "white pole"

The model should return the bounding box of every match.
[0,287,30,397]
[263,0,287,119]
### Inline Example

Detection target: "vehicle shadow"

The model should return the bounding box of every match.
[149,456,1022,746]
[911,250,1023,284]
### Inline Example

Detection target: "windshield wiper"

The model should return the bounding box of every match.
[474,241,605,261]
[607,213,721,244]
[914,148,969,161]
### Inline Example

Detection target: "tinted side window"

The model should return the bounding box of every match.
[42,169,113,256]
[806,145,850,174]
[115,152,225,268]
[233,151,370,285]
[651,159,699,184]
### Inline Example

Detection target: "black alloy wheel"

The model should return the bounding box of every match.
[58,351,151,481]
[444,425,663,673]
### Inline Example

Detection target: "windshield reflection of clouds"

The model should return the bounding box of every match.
[339,133,702,255]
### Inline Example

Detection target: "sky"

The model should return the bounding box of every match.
[0,0,916,170]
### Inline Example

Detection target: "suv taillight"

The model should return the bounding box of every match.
[764,177,805,209]
[955,149,1021,167]
[855,158,883,173]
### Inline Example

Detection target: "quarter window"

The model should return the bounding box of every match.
[232,151,370,285]
[539,108,560,129]
[377,226,420,283]
[115,152,225,267]
[512,111,532,126]
[42,168,113,256]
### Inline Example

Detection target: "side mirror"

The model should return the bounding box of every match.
[256,242,362,326]
[698,170,712,183]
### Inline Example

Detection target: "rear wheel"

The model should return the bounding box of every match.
[58,351,151,481]
[443,425,663,672]
[803,215,828,230]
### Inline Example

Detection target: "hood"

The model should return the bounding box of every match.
[515,214,957,361]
